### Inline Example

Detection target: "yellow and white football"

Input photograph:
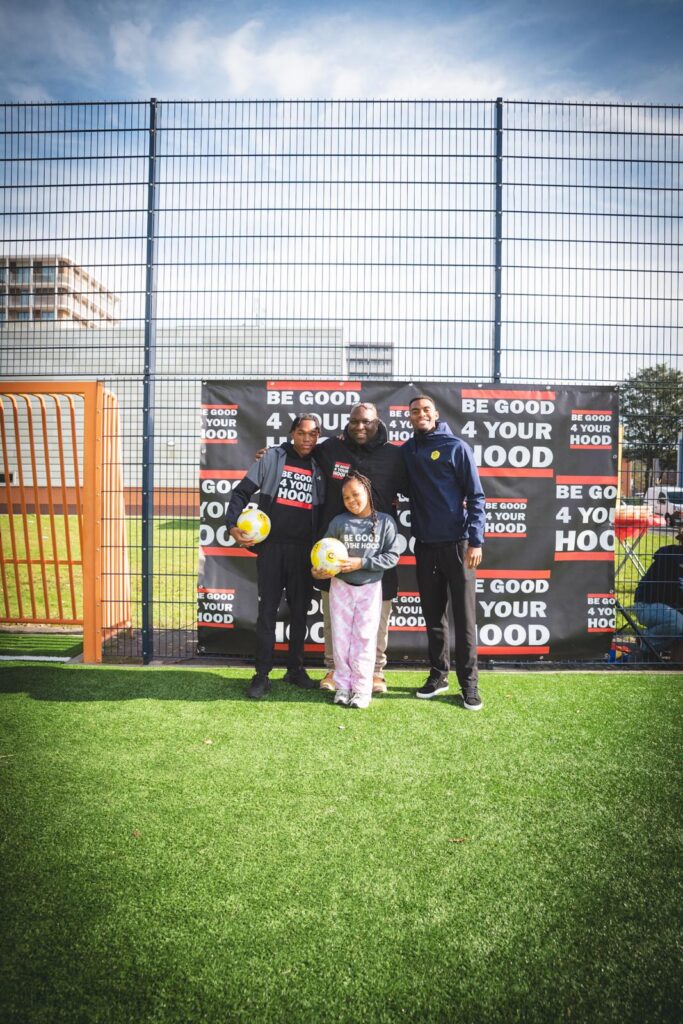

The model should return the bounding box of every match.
[311,537,349,575]
[236,505,271,543]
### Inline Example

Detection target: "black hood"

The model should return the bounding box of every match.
[342,418,389,453]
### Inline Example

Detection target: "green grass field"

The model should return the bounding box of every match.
[1,665,681,1024]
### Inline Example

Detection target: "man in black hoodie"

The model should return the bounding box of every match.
[314,403,408,693]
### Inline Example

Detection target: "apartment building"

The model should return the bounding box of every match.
[0,256,119,326]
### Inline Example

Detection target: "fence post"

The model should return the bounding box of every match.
[82,383,104,663]
[142,97,158,664]
[493,97,504,383]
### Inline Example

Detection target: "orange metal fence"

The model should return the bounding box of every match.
[0,382,130,662]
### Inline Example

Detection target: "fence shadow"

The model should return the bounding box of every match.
[0,664,422,704]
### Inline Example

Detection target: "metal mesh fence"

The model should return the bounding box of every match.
[1,99,681,662]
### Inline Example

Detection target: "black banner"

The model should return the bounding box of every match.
[198,381,619,663]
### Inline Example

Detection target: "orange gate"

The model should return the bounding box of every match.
[0,382,130,662]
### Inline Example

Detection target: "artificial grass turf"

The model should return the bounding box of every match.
[0,632,83,659]
[0,667,681,1024]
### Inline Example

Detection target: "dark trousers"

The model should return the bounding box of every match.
[415,540,478,691]
[255,541,313,676]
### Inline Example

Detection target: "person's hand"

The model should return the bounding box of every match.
[337,557,363,573]
[254,447,267,461]
[230,526,256,548]
[312,566,333,579]
[466,545,482,569]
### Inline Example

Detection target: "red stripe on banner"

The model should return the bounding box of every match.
[202,439,238,444]
[571,409,613,416]
[389,440,403,446]
[478,646,551,655]
[569,444,612,451]
[276,497,312,509]
[197,587,235,594]
[201,547,256,557]
[587,593,614,598]
[398,591,421,597]
[478,468,554,477]
[478,569,551,578]
[555,552,614,561]
[486,497,529,504]
[461,388,556,400]
[588,628,614,633]
[274,643,325,652]
[196,622,235,629]
[283,464,312,475]
[399,555,416,565]
[199,469,246,479]
[390,405,410,411]
[485,533,527,539]
[202,404,238,410]
[267,381,360,390]
[390,626,425,631]
[556,475,618,484]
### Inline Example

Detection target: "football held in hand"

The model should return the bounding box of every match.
[236,505,271,543]
[311,537,349,575]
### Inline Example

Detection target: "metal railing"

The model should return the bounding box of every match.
[0,99,680,663]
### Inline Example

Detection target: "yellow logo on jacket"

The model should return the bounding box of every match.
[431,450,440,460]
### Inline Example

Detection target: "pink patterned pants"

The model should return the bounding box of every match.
[329,577,383,698]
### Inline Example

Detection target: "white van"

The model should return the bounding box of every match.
[643,486,683,527]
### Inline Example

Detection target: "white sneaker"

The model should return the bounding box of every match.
[334,689,351,706]
[349,692,371,709]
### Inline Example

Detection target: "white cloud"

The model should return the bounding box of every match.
[110,19,154,82]
[6,81,54,103]
[0,0,104,92]
[155,14,510,100]
[219,20,264,96]
[163,17,210,78]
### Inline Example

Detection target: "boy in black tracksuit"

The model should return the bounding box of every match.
[226,415,325,699]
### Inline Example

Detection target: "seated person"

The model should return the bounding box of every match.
[633,527,683,661]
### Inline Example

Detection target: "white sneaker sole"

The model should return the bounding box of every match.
[416,684,449,699]
[463,698,483,711]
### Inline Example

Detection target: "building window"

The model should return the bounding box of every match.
[16,311,30,321]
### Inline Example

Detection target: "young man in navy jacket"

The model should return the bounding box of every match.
[401,395,486,709]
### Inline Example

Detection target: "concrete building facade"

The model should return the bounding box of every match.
[0,256,119,326]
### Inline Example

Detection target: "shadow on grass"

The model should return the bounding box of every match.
[0,664,429,705]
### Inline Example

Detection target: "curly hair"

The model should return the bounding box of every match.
[342,470,378,537]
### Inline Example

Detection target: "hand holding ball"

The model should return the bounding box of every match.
[235,505,271,544]
[311,537,349,576]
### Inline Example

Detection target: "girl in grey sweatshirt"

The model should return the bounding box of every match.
[313,471,401,708]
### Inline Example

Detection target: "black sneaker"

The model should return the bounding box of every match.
[247,674,271,700]
[283,668,317,690]
[462,688,483,711]
[416,677,449,699]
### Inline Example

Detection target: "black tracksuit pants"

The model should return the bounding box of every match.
[255,540,313,676]
[415,539,478,692]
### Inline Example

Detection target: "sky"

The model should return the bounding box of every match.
[1,0,682,104]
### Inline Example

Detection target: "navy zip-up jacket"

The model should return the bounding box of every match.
[401,421,485,546]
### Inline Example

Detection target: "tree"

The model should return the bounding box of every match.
[620,364,683,487]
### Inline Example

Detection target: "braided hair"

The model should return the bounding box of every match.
[342,470,378,538]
